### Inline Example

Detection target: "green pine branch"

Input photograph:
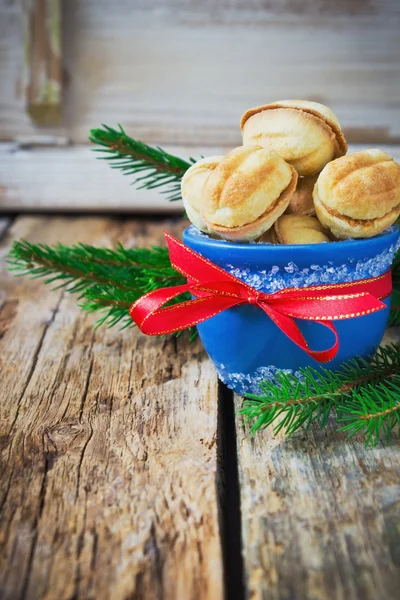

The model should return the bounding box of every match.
[240,343,400,447]
[389,291,400,326]
[392,245,400,282]
[390,247,400,325]
[7,239,187,329]
[6,238,400,333]
[89,125,194,202]
[6,238,400,446]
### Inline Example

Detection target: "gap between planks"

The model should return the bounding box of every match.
[0,217,13,240]
[217,382,246,600]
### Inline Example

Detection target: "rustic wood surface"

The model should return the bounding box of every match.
[1,0,399,210]
[1,0,399,145]
[1,215,400,599]
[234,325,400,600]
[0,216,223,600]
[1,143,400,212]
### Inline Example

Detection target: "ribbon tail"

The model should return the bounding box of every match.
[260,304,339,363]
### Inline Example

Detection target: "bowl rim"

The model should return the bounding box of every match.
[183,225,400,257]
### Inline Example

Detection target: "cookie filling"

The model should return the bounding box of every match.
[321,200,400,227]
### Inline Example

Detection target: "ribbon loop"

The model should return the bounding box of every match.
[130,233,391,363]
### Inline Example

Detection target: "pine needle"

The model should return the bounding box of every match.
[6,236,400,446]
[7,239,188,330]
[89,125,195,202]
[389,248,400,325]
[240,344,400,447]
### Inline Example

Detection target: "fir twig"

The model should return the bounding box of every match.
[338,379,400,446]
[389,247,400,325]
[89,125,195,202]
[6,237,400,445]
[7,239,188,330]
[239,344,400,447]
[389,294,400,326]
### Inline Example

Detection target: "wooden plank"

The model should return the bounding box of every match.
[0,216,223,600]
[0,142,196,212]
[52,0,400,15]
[0,1,399,144]
[1,143,399,211]
[234,327,400,600]
[21,0,62,124]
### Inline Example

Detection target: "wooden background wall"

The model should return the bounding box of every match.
[0,0,399,211]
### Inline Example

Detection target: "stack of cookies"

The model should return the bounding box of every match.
[181,100,400,244]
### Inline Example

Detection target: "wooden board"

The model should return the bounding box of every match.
[1,143,400,212]
[0,142,198,212]
[0,216,223,600]
[1,0,399,145]
[1,213,400,598]
[234,332,400,600]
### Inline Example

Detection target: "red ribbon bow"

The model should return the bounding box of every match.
[130,232,391,363]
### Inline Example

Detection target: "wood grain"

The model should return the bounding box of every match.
[1,143,399,212]
[234,328,400,600]
[0,0,399,144]
[22,0,62,124]
[0,216,223,600]
[55,0,399,17]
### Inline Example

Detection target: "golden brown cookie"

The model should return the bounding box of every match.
[256,228,278,244]
[201,145,298,241]
[313,149,400,239]
[285,174,318,216]
[274,214,331,244]
[181,156,224,232]
[240,100,347,176]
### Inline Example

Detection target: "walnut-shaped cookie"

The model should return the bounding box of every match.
[274,214,331,245]
[241,100,347,176]
[201,145,298,241]
[285,174,318,216]
[314,149,400,239]
[181,156,224,232]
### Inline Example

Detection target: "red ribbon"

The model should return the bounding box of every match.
[130,232,391,363]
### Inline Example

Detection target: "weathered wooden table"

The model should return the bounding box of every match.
[1,216,400,600]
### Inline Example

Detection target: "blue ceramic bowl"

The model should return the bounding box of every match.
[183,225,400,396]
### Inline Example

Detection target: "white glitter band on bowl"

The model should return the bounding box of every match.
[235,245,400,295]
[225,242,400,293]
[215,363,303,396]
